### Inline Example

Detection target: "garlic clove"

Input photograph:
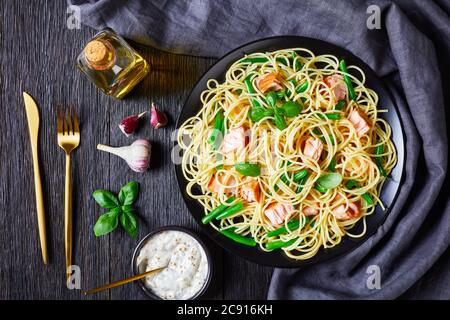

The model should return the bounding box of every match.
[150,102,168,129]
[97,139,151,173]
[119,111,147,136]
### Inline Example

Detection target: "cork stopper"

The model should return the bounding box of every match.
[84,39,115,70]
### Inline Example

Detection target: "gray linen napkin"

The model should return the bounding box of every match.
[68,0,450,299]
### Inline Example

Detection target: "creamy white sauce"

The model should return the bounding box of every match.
[136,230,209,300]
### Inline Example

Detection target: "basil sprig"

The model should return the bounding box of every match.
[93,181,139,238]
[316,173,342,190]
[235,162,261,177]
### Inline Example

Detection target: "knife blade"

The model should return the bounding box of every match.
[23,91,48,265]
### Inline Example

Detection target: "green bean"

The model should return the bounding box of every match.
[291,51,302,71]
[328,155,336,172]
[265,237,298,250]
[318,113,341,120]
[314,184,328,193]
[296,81,309,93]
[293,169,308,182]
[339,59,357,101]
[267,220,300,237]
[362,193,374,205]
[267,217,312,238]
[275,169,308,192]
[220,228,256,247]
[345,180,375,205]
[208,112,224,148]
[244,76,262,109]
[313,128,335,145]
[296,174,309,193]
[241,57,268,64]
[241,57,287,65]
[216,201,244,219]
[216,153,223,170]
[346,179,357,189]
[375,142,387,177]
[201,197,236,224]
[334,99,346,111]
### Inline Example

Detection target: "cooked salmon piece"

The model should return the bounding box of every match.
[239,178,260,203]
[256,72,283,93]
[208,175,237,195]
[349,108,372,137]
[264,202,295,225]
[221,126,249,154]
[331,202,360,220]
[303,205,319,216]
[324,74,347,101]
[303,137,323,162]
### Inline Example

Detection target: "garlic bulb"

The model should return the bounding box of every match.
[97,139,151,172]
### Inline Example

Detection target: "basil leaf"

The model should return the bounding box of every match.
[249,107,274,122]
[281,101,302,117]
[274,111,287,130]
[316,173,342,189]
[93,209,119,237]
[276,90,286,100]
[118,181,139,206]
[249,108,266,122]
[121,205,133,213]
[266,91,278,108]
[92,189,119,209]
[235,163,261,177]
[120,210,138,238]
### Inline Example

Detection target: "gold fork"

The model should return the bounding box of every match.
[57,106,80,280]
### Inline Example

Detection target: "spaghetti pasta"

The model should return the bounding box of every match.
[177,48,396,260]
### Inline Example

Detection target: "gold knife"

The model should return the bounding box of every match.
[23,92,48,265]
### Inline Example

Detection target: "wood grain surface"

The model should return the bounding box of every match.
[0,0,273,299]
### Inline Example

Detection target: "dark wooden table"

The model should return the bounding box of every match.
[0,0,273,299]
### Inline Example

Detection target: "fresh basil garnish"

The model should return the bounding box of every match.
[92,181,139,237]
[92,190,120,209]
[235,163,261,177]
[316,173,342,189]
[118,181,139,206]
[120,210,138,238]
[94,208,120,237]
[274,110,287,130]
[280,101,303,117]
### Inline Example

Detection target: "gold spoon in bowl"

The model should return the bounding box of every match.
[83,266,165,295]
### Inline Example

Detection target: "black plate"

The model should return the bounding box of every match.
[174,36,405,267]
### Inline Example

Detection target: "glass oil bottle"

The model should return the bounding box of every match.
[76,28,149,99]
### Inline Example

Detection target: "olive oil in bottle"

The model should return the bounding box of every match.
[76,28,149,99]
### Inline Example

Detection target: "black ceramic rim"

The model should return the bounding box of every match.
[174,35,405,268]
[131,226,213,300]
